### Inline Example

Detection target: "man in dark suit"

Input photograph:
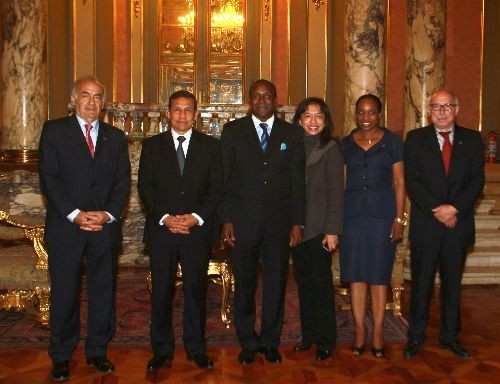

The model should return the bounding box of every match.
[138,90,222,371]
[39,75,131,381]
[403,89,484,359]
[220,79,306,364]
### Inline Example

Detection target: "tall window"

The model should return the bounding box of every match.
[159,0,246,104]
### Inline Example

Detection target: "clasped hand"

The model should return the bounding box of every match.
[432,204,458,228]
[75,211,108,231]
[163,214,198,234]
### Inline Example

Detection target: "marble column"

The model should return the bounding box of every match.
[404,0,446,132]
[0,0,48,162]
[344,0,387,136]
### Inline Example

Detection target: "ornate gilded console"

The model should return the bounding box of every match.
[332,244,405,317]
[146,241,234,328]
[0,210,50,325]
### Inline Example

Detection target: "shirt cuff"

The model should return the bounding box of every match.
[106,212,116,223]
[159,213,169,226]
[67,209,80,223]
[191,213,204,226]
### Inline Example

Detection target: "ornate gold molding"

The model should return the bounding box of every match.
[264,0,270,21]
[312,0,325,11]
[0,149,39,164]
[134,0,141,18]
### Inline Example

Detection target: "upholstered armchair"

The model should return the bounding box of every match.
[0,210,50,325]
[331,244,405,317]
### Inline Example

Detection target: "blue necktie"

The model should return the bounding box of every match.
[177,136,186,174]
[259,122,269,153]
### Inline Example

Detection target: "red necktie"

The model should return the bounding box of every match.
[85,123,95,158]
[439,131,452,174]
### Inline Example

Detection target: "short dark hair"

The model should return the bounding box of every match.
[292,97,334,147]
[249,79,277,98]
[355,94,382,113]
[168,90,197,110]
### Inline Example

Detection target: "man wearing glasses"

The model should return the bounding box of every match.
[403,89,484,359]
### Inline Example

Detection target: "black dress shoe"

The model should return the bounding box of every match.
[86,356,115,373]
[440,341,471,358]
[51,361,69,381]
[315,349,332,361]
[146,354,172,371]
[258,347,282,364]
[187,354,214,369]
[403,340,423,359]
[238,349,257,365]
[294,342,312,352]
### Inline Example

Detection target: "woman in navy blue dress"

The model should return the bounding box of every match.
[340,94,406,358]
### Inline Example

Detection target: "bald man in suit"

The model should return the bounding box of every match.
[403,89,484,359]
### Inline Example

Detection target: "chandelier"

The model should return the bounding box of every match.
[211,1,244,27]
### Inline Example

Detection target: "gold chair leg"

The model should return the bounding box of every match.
[391,285,403,317]
[26,286,50,326]
[218,263,233,328]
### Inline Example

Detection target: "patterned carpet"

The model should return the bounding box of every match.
[0,267,407,349]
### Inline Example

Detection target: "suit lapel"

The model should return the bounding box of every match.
[94,122,109,160]
[424,126,442,161]
[184,130,201,176]
[267,119,286,155]
[164,130,182,177]
[66,115,94,160]
[448,126,466,179]
[242,116,264,155]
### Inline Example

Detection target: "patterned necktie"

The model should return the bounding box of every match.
[439,131,452,174]
[85,123,95,158]
[177,136,186,174]
[259,122,269,153]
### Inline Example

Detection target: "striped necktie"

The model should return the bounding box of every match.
[85,124,95,158]
[259,122,269,153]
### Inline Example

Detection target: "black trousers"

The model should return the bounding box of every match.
[149,242,210,357]
[231,225,290,351]
[292,235,337,349]
[48,240,117,363]
[408,237,468,344]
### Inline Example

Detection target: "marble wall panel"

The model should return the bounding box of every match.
[0,0,48,150]
[344,0,387,136]
[404,0,446,132]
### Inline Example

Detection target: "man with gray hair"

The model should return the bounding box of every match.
[39,75,131,380]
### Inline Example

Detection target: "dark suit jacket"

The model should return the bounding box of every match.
[39,115,131,247]
[404,125,484,246]
[219,115,305,232]
[137,129,223,246]
[303,140,344,242]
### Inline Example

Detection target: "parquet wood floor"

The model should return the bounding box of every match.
[1,283,499,383]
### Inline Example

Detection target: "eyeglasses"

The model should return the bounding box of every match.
[429,103,457,112]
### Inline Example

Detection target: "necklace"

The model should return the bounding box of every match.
[356,129,381,146]
[362,134,379,145]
